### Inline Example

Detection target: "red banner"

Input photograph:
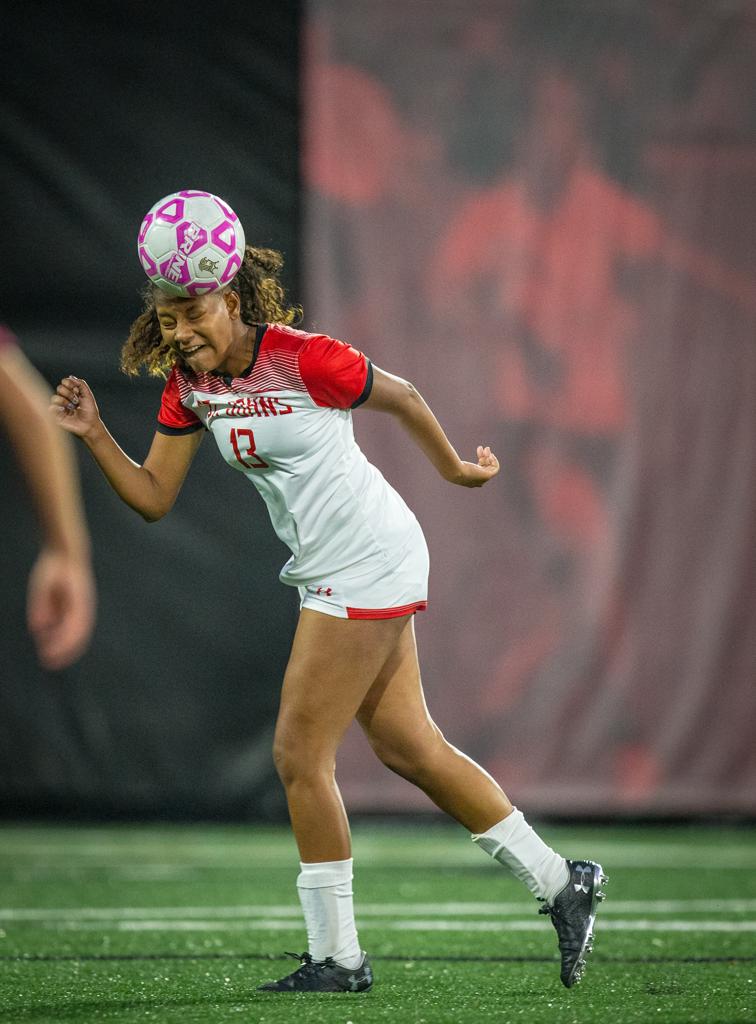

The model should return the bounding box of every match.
[303,1,756,814]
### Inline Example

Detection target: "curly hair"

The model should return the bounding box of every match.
[120,246,302,378]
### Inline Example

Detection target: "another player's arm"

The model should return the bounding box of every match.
[0,350,92,556]
[361,366,499,488]
[1,345,96,669]
[51,376,203,522]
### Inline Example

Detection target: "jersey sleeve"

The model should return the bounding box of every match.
[0,325,18,351]
[156,367,203,434]
[298,333,373,409]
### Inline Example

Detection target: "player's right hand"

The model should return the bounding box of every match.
[50,376,101,438]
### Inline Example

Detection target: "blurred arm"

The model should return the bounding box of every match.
[0,343,95,669]
[0,345,90,561]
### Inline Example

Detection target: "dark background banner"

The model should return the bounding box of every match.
[2,1,755,820]
[303,1,756,816]
[1,2,300,818]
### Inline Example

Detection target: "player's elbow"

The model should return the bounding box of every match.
[140,495,178,522]
[138,493,175,523]
[140,506,166,523]
[138,471,177,522]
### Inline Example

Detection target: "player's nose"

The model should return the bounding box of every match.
[173,320,194,343]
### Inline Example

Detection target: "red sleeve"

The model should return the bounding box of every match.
[298,333,372,409]
[156,367,203,434]
[0,325,18,351]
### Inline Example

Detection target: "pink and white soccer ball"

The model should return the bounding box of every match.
[137,190,246,296]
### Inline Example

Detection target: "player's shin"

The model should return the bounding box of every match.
[296,858,363,969]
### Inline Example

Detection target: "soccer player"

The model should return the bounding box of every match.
[51,246,605,990]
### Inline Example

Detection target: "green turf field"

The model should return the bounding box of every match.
[0,822,754,1023]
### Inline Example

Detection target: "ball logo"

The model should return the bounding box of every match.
[164,254,188,283]
[199,256,220,273]
[164,222,204,282]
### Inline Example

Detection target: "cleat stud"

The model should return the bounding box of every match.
[600,874,609,884]
[596,892,605,901]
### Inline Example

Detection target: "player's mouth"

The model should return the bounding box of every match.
[181,344,206,357]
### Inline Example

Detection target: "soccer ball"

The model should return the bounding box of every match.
[137,190,246,296]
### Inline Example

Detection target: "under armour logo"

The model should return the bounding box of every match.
[573,863,592,894]
[347,965,372,991]
[314,586,333,597]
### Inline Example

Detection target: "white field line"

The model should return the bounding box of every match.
[3,898,756,922]
[2,843,755,870]
[37,918,756,934]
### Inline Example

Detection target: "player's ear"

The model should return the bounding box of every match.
[223,287,241,319]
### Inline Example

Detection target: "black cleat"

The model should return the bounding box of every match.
[539,859,608,988]
[257,951,373,993]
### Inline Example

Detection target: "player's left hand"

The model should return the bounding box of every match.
[452,446,500,487]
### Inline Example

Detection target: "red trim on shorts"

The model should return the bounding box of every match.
[346,601,428,620]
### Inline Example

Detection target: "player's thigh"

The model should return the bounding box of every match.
[356,618,438,752]
[276,608,411,752]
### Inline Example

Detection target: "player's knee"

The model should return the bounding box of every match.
[372,741,414,780]
[369,728,443,783]
[272,738,303,787]
[272,732,332,788]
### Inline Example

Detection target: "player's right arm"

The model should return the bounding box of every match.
[51,375,203,522]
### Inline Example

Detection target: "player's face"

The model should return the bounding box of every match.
[155,290,241,372]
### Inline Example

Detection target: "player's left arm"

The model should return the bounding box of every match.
[361,366,499,488]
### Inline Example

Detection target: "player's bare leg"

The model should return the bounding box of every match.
[356,617,606,987]
[273,608,411,862]
[356,616,512,832]
[261,608,411,991]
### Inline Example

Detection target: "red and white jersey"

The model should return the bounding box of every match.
[156,323,422,587]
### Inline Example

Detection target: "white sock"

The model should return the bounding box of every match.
[472,808,569,903]
[296,858,363,969]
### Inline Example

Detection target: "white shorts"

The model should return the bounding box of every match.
[296,528,429,620]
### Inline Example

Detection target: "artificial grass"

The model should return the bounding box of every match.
[0,822,754,1023]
